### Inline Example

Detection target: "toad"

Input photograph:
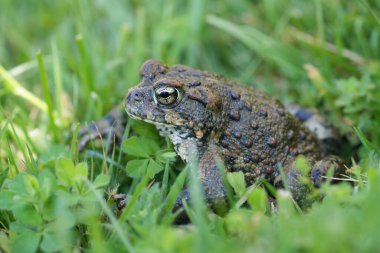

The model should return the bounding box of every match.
[79,59,345,210]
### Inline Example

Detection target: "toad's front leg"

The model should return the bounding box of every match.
[173,145,228,215]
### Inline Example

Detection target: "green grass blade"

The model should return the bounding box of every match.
[206,15,304,79]
[36,50,58,139]
[0,65,47,112]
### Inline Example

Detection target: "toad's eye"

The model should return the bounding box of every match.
[154,86,181,106]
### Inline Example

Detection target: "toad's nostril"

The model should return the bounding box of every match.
[128,89,143,103]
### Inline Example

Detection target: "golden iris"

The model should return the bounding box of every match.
[154,86,180,105]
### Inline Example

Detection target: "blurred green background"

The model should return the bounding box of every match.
[1,0,380,252]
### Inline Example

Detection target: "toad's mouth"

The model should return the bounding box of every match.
[126,106,187,127]
[125,107,169,126]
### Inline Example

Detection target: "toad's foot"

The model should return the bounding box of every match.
[283,155,346,209]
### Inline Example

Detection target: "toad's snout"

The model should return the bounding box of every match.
[126,88,145,104]
[125,87,155,120]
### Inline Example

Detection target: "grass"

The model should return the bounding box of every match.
[1,0,380,252]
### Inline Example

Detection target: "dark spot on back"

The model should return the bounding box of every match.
[229,90,241,100]
[243,139,253,148]
[221,140,229,148]
[233,131,242,139]
[251,121,259,129]
[258,107,268,117]
[287,130,294,140]
[229,110,240,121]
[266,137,277,147]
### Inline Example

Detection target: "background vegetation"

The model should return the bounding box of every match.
[1,0,380,252]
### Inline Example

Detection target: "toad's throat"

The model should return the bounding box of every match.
[155,125,196,162]
[127,107,197,162]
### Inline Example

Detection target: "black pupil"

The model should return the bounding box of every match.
[160,91,171,98]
